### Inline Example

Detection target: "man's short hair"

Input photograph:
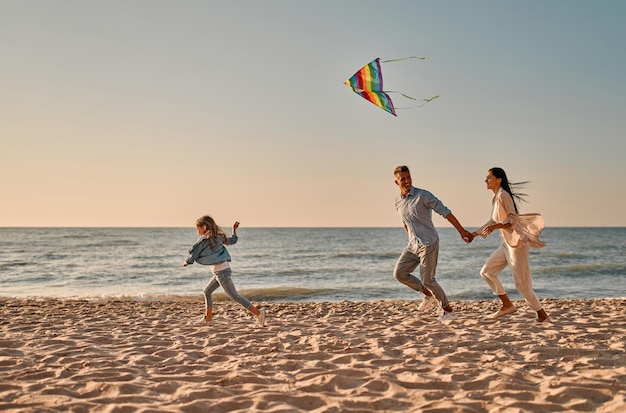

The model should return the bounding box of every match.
[393,165,410,175]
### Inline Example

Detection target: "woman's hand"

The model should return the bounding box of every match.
[482,225,495,236]
[233,221,240,235]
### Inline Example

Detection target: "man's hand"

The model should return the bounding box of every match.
[461,229,474,243]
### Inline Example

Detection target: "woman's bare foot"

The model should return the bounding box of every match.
[536,308,550,323]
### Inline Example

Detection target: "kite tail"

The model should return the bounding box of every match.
[394,95,441,109]
[387,92,439,103]
[386,91,419,101]
[381,56,429,63]
[381,57,437,107]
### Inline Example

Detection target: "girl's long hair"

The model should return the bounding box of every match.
[489,167,529,214]
[195,215,229,248]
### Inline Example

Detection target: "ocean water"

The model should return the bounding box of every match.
[1,227,625,302]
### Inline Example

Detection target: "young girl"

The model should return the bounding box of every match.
[471,168,550,323]
[183,215,265,327]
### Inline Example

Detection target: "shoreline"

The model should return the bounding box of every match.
[2,293,625,304]
[1,298,625,412]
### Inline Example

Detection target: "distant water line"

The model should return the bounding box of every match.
[0,227,624,302]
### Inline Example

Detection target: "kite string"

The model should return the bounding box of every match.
[380,57,437,105]
[386,91,417,101]
[386,91,440,102]
[389,94,441,108]
[381,56,430,63]
[352,56,432,95]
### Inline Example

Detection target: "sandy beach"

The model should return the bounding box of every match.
[1,298,624,412]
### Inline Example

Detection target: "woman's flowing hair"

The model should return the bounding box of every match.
[489,167,529,214]
[195,215,229,248]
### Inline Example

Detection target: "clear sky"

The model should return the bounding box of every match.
[1,1,625,228]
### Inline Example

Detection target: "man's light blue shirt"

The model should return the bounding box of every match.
[395,186,451,249]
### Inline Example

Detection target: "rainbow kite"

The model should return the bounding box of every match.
[344,56,439,116]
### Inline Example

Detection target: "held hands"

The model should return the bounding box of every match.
[464,230,487,243]
[469,224,497,240]
[461,229,474,244]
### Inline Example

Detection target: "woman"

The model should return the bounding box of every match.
[471,168,550,323]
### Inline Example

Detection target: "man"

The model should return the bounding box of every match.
[393,165,473,323]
